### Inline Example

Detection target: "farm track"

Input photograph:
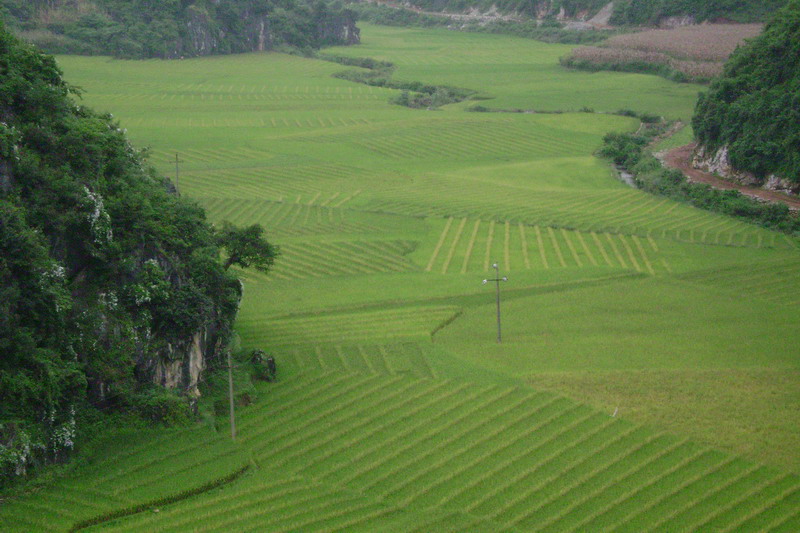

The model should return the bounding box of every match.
[663,143,800,211]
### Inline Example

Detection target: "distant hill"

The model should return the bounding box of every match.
[0,0,359,59]
[692,0,800,191]
[370,0,787,25]
[610,0,788,25]
[385,0,609,19]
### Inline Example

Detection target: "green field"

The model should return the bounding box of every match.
[2,24,799,532]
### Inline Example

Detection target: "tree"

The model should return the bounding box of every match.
[217,222,279,272]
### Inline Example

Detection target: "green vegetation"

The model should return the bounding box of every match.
[0,22,278,485]
[560,49,694,82]
[322,53,474,108]
[350,3,616,45]
[0,0,359,58]
[693,0,800,183]
[330,23,701,118]
[610,0,787,25]
[393,0,609,18]
[2,21,799,531]
[599,129,799,232]
[352,0,785,25]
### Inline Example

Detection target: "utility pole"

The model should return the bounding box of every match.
[482,262,508,343]
[227,349,236,441]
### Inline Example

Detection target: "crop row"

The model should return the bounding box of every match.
[182,163,362,201]
[371,198,774,251]
[256,341,439,378]
[222,373,800,532]
[261,239,417,281]
[8,373,797,532]
[123,114,381,131]
[236,305,461,347]
[91,469,500,533]
[353,120,592,162]
[150,146,272,166]
[678,258,800,307]
[0,427,242,532]
[366,187,782,249]
[425,217,664,275]
[121,82,388,95]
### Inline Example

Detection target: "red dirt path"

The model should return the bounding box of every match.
[662,143,800,211]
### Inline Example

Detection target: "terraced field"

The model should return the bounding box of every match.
[2,23,799,532]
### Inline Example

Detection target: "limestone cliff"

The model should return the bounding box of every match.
[4,0,361,59]
[693,145,799,196]
[0,24,245,482]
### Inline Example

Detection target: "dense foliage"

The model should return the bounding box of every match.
[600,128,800,232]
[692,0,800,183]
[610,0,787,25]
[560,48,695,82]
[0,0,359,58]
[356,0,784,24]
[0,24,255,483]
[322,54,474,108]
[349,3,615,44]
[387,0,609,18]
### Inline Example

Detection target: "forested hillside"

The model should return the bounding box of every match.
[692,0,800,187]
[0,23,275,484]
[0,0,359,58]
[389,0,608,18]
[609,0,787,25]
[374,0,785,24]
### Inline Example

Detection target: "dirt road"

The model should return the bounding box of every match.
[661,143,800,211]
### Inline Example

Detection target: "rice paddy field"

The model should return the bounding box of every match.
[2,23,799,532]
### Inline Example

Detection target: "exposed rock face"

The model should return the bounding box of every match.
[183,7,221,56]
[151,331,208,395]
[693,144,799,195]
[173,7,357,58]
[319,12,361,45]
[134,293,235,397]
[659,15,696,28]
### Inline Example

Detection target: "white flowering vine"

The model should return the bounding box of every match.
[83,186,113,244]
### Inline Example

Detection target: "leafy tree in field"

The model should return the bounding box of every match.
[217,222,279,273]
[693,0,800,183]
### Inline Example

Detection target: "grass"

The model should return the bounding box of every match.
[1,22,798,532]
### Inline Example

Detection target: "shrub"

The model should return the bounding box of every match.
[599,130,800,233]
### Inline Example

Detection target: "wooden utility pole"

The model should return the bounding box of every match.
[227,350,236,441]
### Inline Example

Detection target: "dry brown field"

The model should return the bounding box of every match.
[565,23,763,82]
[606,23,762,61]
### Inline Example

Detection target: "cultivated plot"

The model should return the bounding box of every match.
[5,22,797,532]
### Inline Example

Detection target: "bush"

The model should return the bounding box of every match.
[599,129,800,233]
[130,389,193,426]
